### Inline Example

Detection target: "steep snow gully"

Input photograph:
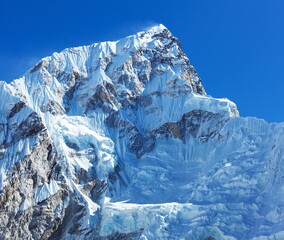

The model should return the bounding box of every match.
[0,24,284,240]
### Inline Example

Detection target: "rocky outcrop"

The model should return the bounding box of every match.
[0,130,66,239]
[152,110,228,143]
[8,101,26,119]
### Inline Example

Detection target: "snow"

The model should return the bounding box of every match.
[252,231,284,240]
[0,24,284,239]
[71,181,100,216]
[35,179,60,203]
[100,200,237,239]
[19,198,32,212]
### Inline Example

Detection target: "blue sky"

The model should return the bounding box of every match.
[0,0,283,122]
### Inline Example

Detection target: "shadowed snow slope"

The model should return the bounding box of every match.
[0,24,283,240]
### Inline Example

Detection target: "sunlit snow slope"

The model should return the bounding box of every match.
[0,24,283,240]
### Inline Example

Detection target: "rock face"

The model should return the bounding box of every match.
[0,24,284,240]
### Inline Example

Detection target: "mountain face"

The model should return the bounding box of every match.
[0,24,284,240]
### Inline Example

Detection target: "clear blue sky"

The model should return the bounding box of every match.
[0,0,283,122]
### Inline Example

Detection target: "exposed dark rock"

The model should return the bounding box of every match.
[106,113,155,158]
[47,162,62,182]
[152,110,228,143]
[187,65,206,95]
[108,165,121,184]
[153,122,184,140]
[30,61,43,73]
[135,96,152,107]
[118,73,132,85]
[0,131,68,240]
[40,100,65,115]
[12,112,45,142]
[152,28,172,40]
[105,112,122,128]
[86,81,117,113]
[48,194,86,239]
[105,229,143,240]
[91,180,108,201]
[62,71,85,112]
[8,101,26,118]
[204,237,215,240]
[130,133,156,159]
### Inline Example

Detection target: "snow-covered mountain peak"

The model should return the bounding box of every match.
[9,23,238,121]
[1,25,283,240]
[144,23,168,32]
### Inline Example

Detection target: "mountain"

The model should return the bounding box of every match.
[0,24,284,240]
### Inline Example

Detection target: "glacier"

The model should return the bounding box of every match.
[0,24,283,240]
